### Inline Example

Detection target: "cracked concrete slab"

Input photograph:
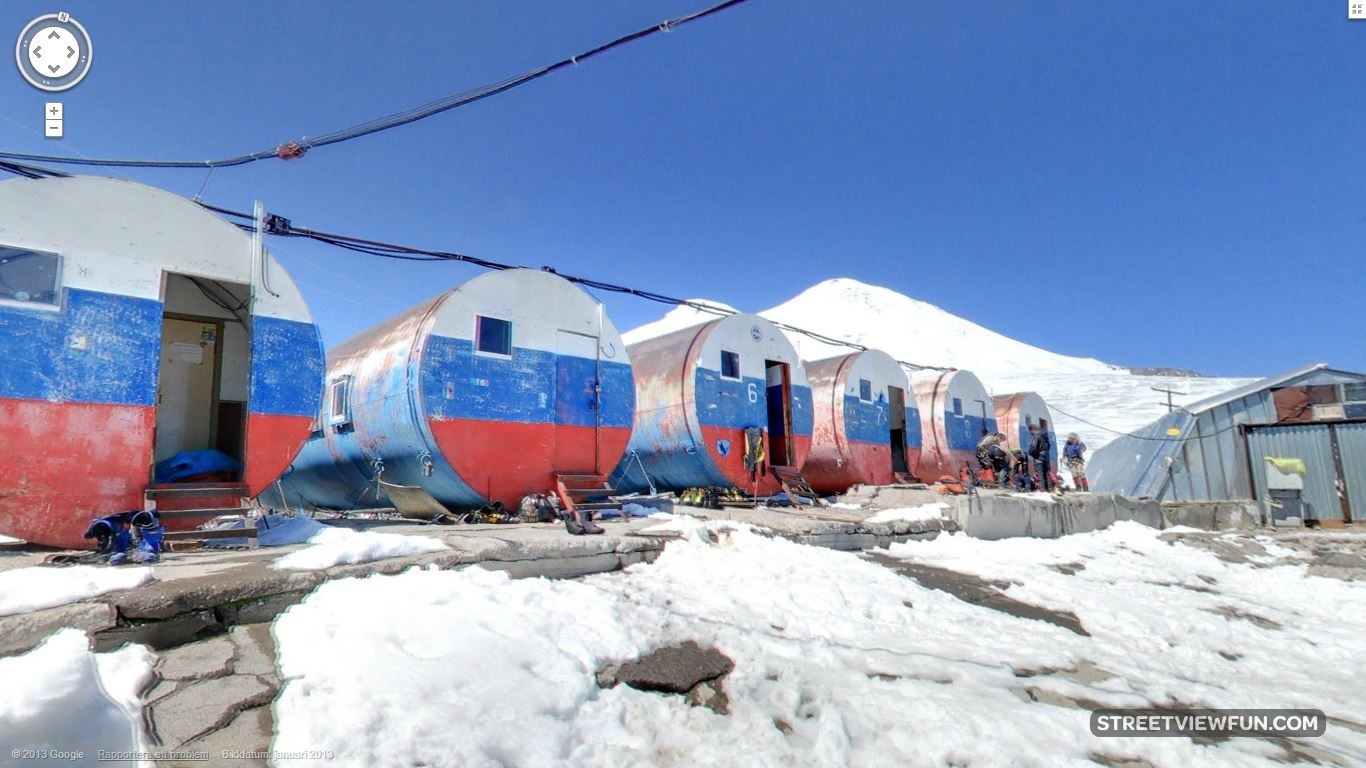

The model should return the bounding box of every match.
[0,601,117,656]
[227,623,278,677]
[156,635,235,681]
[150,674,274,749]
[172,706,273,767]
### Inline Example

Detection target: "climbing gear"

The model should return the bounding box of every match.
[520,494,559,523]
[937,475,968,495]
[742,427,765,475]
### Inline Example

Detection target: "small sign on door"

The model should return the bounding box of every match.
[170,342,204,364]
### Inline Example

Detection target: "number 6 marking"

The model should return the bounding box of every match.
[747,382,759,403]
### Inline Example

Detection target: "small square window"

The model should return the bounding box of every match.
[475,316,512,356]
[0,246,61,308]
[720,350,741,380]
[328,377,352,427]
[858,379,872,402]
[952,397,963,416]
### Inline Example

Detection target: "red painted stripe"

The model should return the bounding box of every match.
[0,400,315,548]
[697,425,812,496]
[427,418,633,507]
[0,400,154,548]
[244,413,315,498]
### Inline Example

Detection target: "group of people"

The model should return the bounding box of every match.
[975,426,1088,492]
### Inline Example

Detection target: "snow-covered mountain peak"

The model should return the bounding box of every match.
[761,278,1119,375]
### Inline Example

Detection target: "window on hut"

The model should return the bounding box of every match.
[475,316,513,357]
[0,246,61,308]
[720,350,741,380]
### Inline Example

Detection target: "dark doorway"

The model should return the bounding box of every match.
[765,360,794,467]
[888,385,909,473]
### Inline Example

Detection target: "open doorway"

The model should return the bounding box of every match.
[764,360,794,467]
[154,274,251,474]
[888,385,909,473]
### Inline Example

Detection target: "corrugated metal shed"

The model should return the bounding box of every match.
[1089,364,1366,519]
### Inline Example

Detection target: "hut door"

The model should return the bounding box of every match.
[154,316,219,462]
[764,360,794,467]
[554,330,601,473]
[888,385,909,473]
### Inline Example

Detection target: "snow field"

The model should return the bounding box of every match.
[269,521,1364,766]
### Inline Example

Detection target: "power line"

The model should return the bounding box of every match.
[1048,402,1246,442]
[0,0,751,170]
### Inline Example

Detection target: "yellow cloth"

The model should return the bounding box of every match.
[1264,457,1307,476]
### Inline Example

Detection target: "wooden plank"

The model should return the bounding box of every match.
[163,527,258,540]
[155,508,252,520]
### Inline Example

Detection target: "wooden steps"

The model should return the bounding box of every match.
[145,483,258,547]
[772,466,824,507]
[554,473,621,517]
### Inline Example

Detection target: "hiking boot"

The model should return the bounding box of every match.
[565,519,586,536]
[581,519,605,535]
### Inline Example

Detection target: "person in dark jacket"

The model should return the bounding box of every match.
[1064,433,1089,491]
[1011,450,1037,491]
[1027,424,1053,491]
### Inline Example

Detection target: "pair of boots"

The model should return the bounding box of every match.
[85,511,163,564]
[563,510,604,536]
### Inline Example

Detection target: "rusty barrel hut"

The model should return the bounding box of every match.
[993,392,1057,472]
[911,369,999,480]
[0,175,325,548]
[615,313,813,496]
[802,350,922,494]
[273,269,635,512]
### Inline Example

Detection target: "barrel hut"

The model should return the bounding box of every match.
[615,313,813,496]
[802,350,922,494]
[272,268,636,513]
[993,392,1057,473]
[911,369,999,481]
[0,175,325,548]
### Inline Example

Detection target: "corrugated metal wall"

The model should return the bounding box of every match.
[1333,422,1366,521]
[1153,392,1274,502]
[1246,425,1342,522]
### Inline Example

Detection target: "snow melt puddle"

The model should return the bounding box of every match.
[269,520,1366,767]
[0,629,156,765]
[0,565,154,617]
[272,527,448,570]
[863,502,948,524]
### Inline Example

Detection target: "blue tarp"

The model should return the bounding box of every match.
[153,450,241,483]
[202,513,326,549]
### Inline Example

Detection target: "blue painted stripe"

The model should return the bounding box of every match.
[693,368,814,437]
[420,335,634,427]
[250,316,325,417]
[0,288,160,406]
[945,413,999,452]
[842,395,923,448]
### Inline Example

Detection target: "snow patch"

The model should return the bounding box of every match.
[270,525,1366,765]
[864,502,949,524]
[0,565,154,617]
[273,527,448,571]
[0,629,155,764]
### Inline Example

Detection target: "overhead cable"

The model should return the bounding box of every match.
[0,0,751,170]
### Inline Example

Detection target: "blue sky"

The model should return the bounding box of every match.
[1,1,1361,377]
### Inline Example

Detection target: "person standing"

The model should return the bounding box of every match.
[1027,424,1053,492]
[1064,433,1089,491]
